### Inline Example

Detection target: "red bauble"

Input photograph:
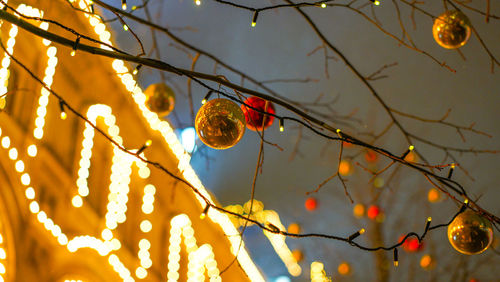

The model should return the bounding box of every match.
[241,96,275,131]
[367,205,381,220]
[364,150,378,163]
[399,235,425,252]
[305,197,318,211]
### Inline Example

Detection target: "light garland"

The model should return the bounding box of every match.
[168,214,221,282]
[76,0,264,280]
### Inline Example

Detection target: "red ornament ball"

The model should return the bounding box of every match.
[305,197,318,211]
[241,96,275,131]
[367,205,381,220]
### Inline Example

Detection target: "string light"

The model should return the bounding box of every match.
[393,248,399,266]
[320,2,327,8]
[71,36,80,56]
[201,91,212,105]
[370,0,381,5]
[251,11,259,27]
[59,100,67,120]
[194,0,201,6]
[348,228,365,242]
[448,163,455,179]
[121,0,127,10]
[279,118,284,132]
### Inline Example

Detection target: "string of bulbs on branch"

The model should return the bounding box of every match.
[0,0,497,264]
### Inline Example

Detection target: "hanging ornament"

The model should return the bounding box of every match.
[305,197,318,211]
[287,223,301,234]
[447,210,493,255]
[195,98,246,149]
[144,83,176,116]
[292,249,304,262]
[432,10,471,49]
[399,235,425,252]
[364,150,378,163]
[353,204,365,218]
[337,262,352,276]
[240,96,276,131]
[419,254,435,270]
[427,188,443,203]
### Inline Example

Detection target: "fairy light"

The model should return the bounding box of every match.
[320,2,327,8]
[27,144,37,157]
[121,0,127,10]
[251,11,259,27]
[194,0,201,6]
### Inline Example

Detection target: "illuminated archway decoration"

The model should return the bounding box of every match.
[0,1,266,281]
[167,214,221,282]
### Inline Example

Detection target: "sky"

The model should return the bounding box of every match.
[111,0,500,280]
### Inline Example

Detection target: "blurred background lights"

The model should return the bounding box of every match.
[179,127,197,153]
[274,275,291,282]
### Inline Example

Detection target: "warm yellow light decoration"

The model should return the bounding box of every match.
[168,214,222,282]
[27,144,37,157]
[1,2,265,280]
[78,2,264,277]
[311,261,330,282]
[29,10,56,141]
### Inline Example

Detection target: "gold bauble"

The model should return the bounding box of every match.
[195,98,246,149]
[144,83,175,116]
[447,210,493,255]
[433,10,471,49]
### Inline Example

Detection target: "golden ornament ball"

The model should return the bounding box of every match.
[427,188,442,203]
[144,83,175,116]
[433,10,471,49]
[195,98,246,149]
[447,210,493,255]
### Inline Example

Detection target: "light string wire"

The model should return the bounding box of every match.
[0,5,492,212]
[0,28,492,256]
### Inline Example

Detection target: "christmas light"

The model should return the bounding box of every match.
[251,11,259,27]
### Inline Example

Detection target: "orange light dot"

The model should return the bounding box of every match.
[364,150,378,163]
[292,249,303,262]
[339,160,353,176]
[367,205,381,220]
[405,151,417,162]
[338,262,351,276]
[305,197,318,211]
[420,254,434,270]
[427,188,442,203]
[353,204,365,218]
[287,223,301,234]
